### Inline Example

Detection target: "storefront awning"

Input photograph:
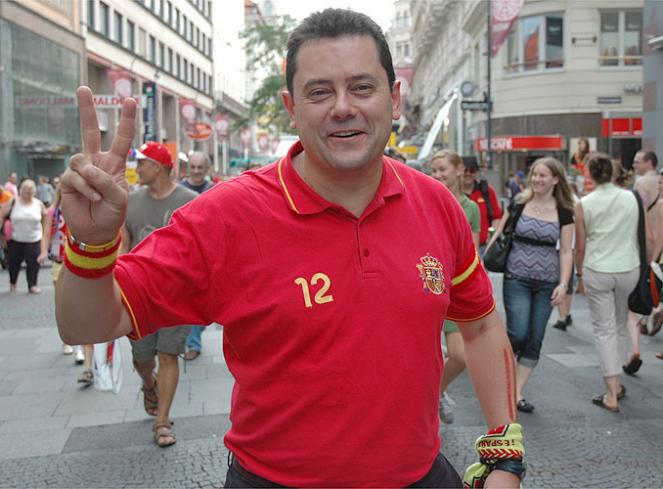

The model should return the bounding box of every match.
[601,117,642,138]
[475,135,565,152]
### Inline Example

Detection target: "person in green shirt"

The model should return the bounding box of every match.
[430,150,480,424]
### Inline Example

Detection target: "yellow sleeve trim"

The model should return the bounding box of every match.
[447,301,496,323]
[277,157,300,214]
[452,252,480,286]
[117,283,142,340]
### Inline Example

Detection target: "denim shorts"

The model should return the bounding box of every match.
[503,272,557,368]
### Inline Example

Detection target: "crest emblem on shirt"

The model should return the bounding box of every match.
[416,254,445,295]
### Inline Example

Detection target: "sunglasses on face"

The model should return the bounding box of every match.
[464,167,478,174]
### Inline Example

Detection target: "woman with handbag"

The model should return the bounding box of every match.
[429,149,480,424]
[575,153,640,412]
[486,158,574,413]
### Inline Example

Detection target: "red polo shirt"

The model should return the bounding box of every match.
[467,182,503,245]
[115,141,495,487]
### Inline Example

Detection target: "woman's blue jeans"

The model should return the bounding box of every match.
[503,273,557,368]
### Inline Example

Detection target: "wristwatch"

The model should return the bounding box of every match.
[492,459,526,481]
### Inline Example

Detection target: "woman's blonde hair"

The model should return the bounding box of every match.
[516,157,574,211]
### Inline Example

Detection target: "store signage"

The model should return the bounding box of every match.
[601,117,642,137]
[475,135,564,152]
[186,122,213,140]
[143,82,157,142]
[16,95,144,108]
[597,96,622,104]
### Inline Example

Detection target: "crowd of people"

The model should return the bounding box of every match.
[0,7,661,488]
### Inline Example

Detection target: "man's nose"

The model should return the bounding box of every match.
[330,91,355,119]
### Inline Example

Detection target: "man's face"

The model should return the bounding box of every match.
[282,35,400,173]
[188,156,208,185]
[136,158,161,185]
[633,152,650,176]
[9,173,16,184]
[463,166,478,187]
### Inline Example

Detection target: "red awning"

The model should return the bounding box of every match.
[601,117,642,137]
[475,135,565,152]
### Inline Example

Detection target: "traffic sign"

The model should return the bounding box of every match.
[461,100,491,111]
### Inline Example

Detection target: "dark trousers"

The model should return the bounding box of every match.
[224,453,462,489]
[7,240,41,288]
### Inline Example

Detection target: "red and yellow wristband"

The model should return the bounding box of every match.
[463,423,525,488]
[63,230,121,279]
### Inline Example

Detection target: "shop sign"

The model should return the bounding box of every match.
[475,135,564,152]
[601,117,642,137]
[186,122,213,140]
[16,95,145,109]
[597,96,622,104]
[143,82,157,142]
[461,100,491,111]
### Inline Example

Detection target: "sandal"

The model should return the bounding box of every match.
[516,399,535,413]
[154,421,176,447]
[656,352,663,360]
[617,384,626,400]
[622,354,642,375]
[77,369,93,387]
[650,311,663,336]
[142,376,158,417]
[592,394,619,412]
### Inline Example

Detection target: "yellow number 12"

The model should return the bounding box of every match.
[294,273,334,308]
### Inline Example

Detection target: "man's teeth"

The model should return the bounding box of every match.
[334,131,360,137]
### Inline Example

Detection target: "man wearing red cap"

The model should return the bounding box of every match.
[121,141,197,447]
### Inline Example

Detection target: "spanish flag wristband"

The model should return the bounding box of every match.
[64,231,121,279]
[463,423,525,488]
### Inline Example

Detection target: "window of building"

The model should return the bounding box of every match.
[138,28,146,56]
[189,63,193,84]
[154,0,160,16]
[158,42,164,68]
[208,37,212,56]
[99,2,109,36]
[167,47,173,73]
[114,11,122,43]
[175,53,180,78]
[196,67,201,88]
[193,26,198,48]
[188,20,193,42]
[165,1,171,24]
[506,13,564,73]
[149,35,156,63]
[599,10,643,66]
[174,8,179,30]
[127,20,135,52]
[207,1,212,18]
[184,59,189,82]
[87,0,95,30]
[183,15,188,38]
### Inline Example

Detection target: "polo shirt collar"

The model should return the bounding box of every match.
[277,140,405,216]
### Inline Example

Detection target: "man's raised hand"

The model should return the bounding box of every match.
[60,86,136,245]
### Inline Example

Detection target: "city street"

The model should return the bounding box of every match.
[1,265,662,488]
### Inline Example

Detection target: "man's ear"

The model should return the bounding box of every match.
[281,90,297,130]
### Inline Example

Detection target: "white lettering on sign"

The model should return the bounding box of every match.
[479,137,513,151]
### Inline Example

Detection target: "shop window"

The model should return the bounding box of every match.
[99,1,109,37]
[505,13,564,74]
[600,10,643,66]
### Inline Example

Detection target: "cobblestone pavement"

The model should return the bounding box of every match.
[1,267,662,488]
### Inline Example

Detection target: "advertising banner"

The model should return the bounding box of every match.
[143,82,157,142]
[491,0,524,57]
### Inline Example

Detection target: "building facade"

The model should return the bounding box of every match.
[643,0,663,158]
[408,0,645,189]
[0,0,85,180]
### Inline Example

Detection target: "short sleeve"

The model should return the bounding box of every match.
[559,207,574,226]
[446,203,496,323]
[114,202,224,340]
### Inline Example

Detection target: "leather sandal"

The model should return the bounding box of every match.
[592,394,619,412]
[142,376,158,416]
[650,311,663,336]
[516,399,535,413]
[622,354,642,375]
[153,421,176,447]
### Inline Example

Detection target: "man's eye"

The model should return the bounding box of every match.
[309,89,329,97]
[355,84,373,92]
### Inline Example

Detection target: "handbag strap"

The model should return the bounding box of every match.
[504,203,525,235]
[632,190,647,272]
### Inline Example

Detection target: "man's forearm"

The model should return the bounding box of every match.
[56,268,131,345]
[461,310,516,427]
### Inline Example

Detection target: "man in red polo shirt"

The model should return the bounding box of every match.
[56,9,522,488]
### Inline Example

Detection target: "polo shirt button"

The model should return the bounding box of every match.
[363,249,370,257]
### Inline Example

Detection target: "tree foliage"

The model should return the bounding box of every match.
[238,15,297,135]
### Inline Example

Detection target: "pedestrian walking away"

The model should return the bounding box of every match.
[179,152,216,362]
[56,9,524,488]
[486,158,574,414]
[575,153,640,413]
[121,141,198,447]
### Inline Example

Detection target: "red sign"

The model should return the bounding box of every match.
[108,68,133,98]
[491,0,524,57]
[601,117,642,137]
[214,112,229,138]
[180,98,196,124]
[475,135,564,152]
[186,122,213,140]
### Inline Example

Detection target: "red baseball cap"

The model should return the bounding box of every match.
[136,142,173,167]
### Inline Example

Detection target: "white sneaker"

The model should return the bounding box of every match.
[74,349,85,365]
[62,344,74,355]
[439,393,455,424]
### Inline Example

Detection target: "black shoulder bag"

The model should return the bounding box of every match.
[628,190,660,315]
[483,203,525,273]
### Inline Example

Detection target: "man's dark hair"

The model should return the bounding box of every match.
[587,152,613,184]
[643,151,658,169]
[285,8,395,95]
